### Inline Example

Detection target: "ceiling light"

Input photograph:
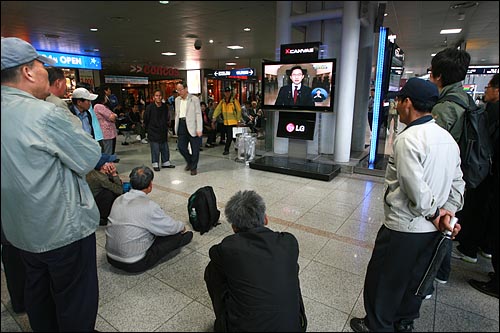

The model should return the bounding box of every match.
[235,56,239,59]
[243,28,251,32]
[405,71,413,74]
[159,1,169,4]
[161,52,176,56]
[431,53,436,57]
[226,62,237,65]
[155,39,161,43]
[209,39,214,44]
[90,28,98,32]
[440,29,462,34]
[450,2,479,10]
[384,13,388,17]
[227,45,244,50]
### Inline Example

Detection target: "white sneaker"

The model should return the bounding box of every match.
[451,248,477,263]
[141,138,149,144]
[424,294,432,300]
[136,135,142,141]
[479,249,492,259]
[435,278,447,284]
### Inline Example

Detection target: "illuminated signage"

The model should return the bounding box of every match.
[210,68,256,77]
[37,51,101,70]
[467,66,499,75]
[280,42,321,61]
[104,75,149,84]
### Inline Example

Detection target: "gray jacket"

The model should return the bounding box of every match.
[383,117,465,233]
[1,86,101,253]
[174,94,203,137]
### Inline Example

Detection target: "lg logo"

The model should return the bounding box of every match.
[286,123,305,133]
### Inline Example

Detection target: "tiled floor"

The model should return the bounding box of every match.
[2,134,499,332]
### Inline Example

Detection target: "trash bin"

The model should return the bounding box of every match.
[236,133,257,165]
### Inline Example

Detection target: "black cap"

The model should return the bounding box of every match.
[224,87,231,92]
[397,78,439,104]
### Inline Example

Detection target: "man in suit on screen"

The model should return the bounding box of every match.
[275,65,315,107]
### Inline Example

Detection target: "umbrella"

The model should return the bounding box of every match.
[415,217,458,297]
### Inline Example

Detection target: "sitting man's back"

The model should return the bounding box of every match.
[105,165,192,273]
[204,190,307,332]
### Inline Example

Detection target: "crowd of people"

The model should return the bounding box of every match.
[2,37,498,332]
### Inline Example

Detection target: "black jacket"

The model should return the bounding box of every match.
[205,226,306,332]
[275,85,315,107]
[144,102,169,142]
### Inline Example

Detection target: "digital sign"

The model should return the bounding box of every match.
[276,112,316,141]
[37,50,102,70]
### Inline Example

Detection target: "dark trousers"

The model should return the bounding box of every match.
[217,123,226,142]
[107,233,184,273]
[95,189,119,225]
[177,119,202,170]
[1,242,26,313]
[149,140,171,165]
[364,226,439,332]
[223,125,236,153]
[20,233,98,332]
[456,180,492,255]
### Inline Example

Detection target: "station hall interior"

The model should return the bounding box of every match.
[1,1,499,332]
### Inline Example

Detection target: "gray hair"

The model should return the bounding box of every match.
[224,190,266,230]
[129,165,154,190]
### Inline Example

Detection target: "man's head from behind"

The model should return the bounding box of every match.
[129,165,154,192]
[430,47,470,87]
[225,190,267,232]
[396,78,439,123]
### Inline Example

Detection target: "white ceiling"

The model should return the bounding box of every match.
[1,1,498,77]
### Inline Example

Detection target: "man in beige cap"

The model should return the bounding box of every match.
[1,37,101,332]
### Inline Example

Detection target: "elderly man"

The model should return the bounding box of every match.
[350,78,465,332]
[1,37,101,331]
[205,190,307,332]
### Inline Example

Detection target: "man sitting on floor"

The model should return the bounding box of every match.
[105,165,193,273]
[86,153,123,226]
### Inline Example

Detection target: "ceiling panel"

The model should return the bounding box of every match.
[1,1,498,77]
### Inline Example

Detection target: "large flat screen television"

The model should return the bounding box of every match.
[262,59,336,112]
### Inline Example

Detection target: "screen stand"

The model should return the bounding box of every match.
[288,139,307,160]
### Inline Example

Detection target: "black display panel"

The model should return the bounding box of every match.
[276,112,316,140]
[262,59,336,112]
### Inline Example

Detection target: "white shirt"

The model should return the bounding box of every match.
[179,98,188,118]
[105,189,185,263]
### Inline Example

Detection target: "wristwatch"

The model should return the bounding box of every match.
[425,207,440,221]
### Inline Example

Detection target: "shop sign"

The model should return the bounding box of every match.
[105,75,149,85]
[130,64,179,77]
[467,66,499,75]
[37,51,101,70]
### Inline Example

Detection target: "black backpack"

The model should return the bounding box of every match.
[187,186,220,234]
[438,94,493,189]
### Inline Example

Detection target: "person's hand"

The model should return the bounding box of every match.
[196,131,203,137]
[431,208,461,239]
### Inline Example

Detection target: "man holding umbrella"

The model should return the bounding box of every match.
[350,78,465,332]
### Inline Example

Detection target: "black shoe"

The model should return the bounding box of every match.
[121,142,129,146]
[350,317,370,332]
[184,164,191,171]
[161,164,175,168]
[153,167,160,172]
[469,279,499,298]
[190,169,197,176]
[223,151,229,155]
[180,231,193,247]
[11,302,26,314]
[394,319,414,332]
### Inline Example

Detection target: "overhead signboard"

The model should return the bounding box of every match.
[37,50,102,70]
[104,75,148,85]
[467,66,499,75]
[209,68,256,77]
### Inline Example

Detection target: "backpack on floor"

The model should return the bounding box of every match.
[437,94,493,189]
[187,186,220,234]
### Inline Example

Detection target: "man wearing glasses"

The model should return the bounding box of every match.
[275,65,315,106]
